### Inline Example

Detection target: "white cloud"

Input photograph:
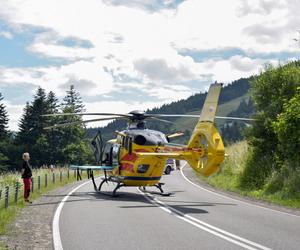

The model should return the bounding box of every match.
[229,55,258,72]
[0,31,13,39]
[0,0,299,131]
[3,100,24,131]
[134,57,197,83]
[0,61,115,97]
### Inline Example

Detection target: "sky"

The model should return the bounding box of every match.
[0,0,300,131]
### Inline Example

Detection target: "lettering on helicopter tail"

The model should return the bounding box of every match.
[121,153,138,162]
[120,163,134,172]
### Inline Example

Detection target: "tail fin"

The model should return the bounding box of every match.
[199,83,222,123]
[185,83,225,177]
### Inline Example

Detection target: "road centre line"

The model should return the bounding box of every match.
[138,188,271,250]
[180,163,300,218]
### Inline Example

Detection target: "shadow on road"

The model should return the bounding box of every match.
[30,188,236,215]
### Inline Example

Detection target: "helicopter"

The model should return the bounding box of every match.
[43,83,254,197]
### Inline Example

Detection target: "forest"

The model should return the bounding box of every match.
[0,85,93,171]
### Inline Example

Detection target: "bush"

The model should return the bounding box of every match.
[239,147,273,190]
[243,62,300,190]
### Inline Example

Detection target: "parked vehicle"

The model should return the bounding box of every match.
[164,159,176,175]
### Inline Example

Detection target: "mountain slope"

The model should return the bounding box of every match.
[86,77,253,142]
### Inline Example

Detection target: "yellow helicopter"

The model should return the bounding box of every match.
[43,83,254,196]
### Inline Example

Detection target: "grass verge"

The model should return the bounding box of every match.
[199,141,300,209]
[0,168,97,237]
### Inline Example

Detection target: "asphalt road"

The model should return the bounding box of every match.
[57,167,300,250]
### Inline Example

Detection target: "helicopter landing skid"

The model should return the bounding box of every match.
[90,171,125,197]
[140,183,173,197]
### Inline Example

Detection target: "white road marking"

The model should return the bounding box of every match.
[53,179,95,250]
[180,163,300,218]
[138,189,271,250]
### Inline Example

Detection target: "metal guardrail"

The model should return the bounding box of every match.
[0,169,82,210]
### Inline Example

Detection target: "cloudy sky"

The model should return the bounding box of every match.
[0,0,300,131]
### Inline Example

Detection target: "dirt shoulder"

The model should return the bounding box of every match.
[0,180,88,250]
[182,166,300,217]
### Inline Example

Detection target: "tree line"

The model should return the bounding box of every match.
[239,61,300,196]
[0,85,93,172]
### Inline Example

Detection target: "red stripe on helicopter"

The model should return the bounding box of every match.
[121,153,138,162]
[135,149,150,152]
[159,147,203,154]
[120,163,134,172]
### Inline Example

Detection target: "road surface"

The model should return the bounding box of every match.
[55,166,300,250]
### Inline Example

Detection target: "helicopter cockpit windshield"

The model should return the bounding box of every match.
[128,121,146,129]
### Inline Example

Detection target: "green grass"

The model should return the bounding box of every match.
[0,241,6,250]
[200,141,300,209]
[0,168,99,237]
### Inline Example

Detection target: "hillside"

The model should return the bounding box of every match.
[87,77,253,143]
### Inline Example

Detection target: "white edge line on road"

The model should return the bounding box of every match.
[138,189,271,250]
[180,163,300,218]
[53,179,97,250]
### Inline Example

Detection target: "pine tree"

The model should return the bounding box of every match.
[17,87,50,165]
[0,92,10,171]
[0,93,9,139]
[45,91,61,164]
[58,85,90,164]
[17,102,33,147]
[47,91,59,114]
[62,85,85,113]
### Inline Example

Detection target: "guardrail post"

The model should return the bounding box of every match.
[74,170,76,178]
[60,171,62,182]
[45,174,48,187]
[15,182,19,203]
[31,177,34,193]
[38,176,41,190]
[5,186,9,209]
[52,172,55,184]
[67,170,70,180]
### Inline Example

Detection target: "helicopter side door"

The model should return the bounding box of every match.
[112,144,120,167]
[91,131,103,165]
[102,142,113,166]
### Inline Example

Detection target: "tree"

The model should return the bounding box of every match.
[273,87,300,169]
[0,92,9,139]
[62,85,85,113]
[47,91,60,114]
[45,91,61,164]
[58,85,93,164]
[0,93,16,172]
[240,62,300,189]
[17,87,51,165]
[16,102,34,148]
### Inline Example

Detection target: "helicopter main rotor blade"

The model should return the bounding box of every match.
[42,112,132,118]
[44,116,125,130]
[215,116,256,121]
[147,114,199,118]
[148,117,174,124]
[148,113,255,121]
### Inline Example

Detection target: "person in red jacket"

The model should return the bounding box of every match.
[21,152,32,203]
